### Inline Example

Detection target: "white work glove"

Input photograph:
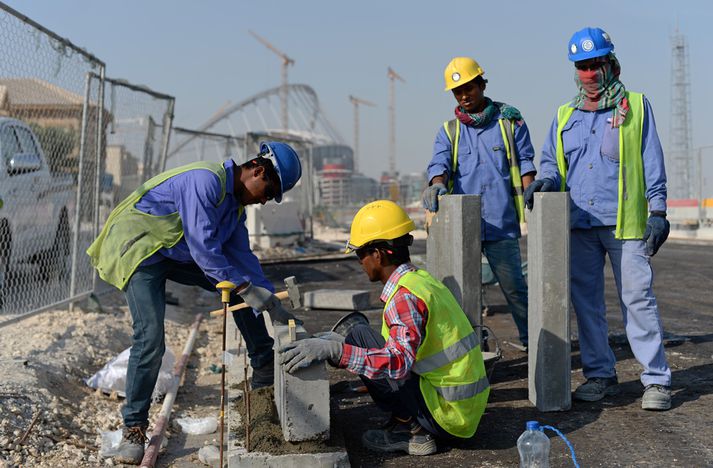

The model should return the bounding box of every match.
[238,283,300,325]
[313,331,346,343]
[279,338,343,373]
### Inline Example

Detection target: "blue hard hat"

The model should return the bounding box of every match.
[259,141,302,203]
[568,27,614,62]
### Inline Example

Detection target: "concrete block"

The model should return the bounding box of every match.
[273,325,330,441]
[426,195,482,327]
[527,192,571,411]
[303,289,370,311]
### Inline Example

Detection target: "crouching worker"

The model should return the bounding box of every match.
[279,200,489,456]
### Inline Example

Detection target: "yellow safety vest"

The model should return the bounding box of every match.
[381,269,489,438]
[87,161,235,290]
[443,118,526,223]
[555,91,647,239]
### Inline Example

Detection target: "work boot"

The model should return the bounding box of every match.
[251,360,274,389]
[573,376,619,402]
[641,384,672,411]
[361,416,437,456]
[115,424,147,465]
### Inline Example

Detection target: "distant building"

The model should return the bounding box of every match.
[318,163,352,207]
[351,173,378,204]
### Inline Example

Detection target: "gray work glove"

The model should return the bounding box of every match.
[237,283,300,325]
[279,338,343,373]
[421,182,447,212]
[312,331,346,343]
[642,212,670,257]
[523,178,556,210]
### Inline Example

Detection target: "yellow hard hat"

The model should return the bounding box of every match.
[443,57,484,91]
[345,200,416,253]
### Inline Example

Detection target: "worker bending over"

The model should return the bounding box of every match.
[88,142,302,464]
[280,200,489,456]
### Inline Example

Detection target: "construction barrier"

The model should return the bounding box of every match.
[0,2,105,320]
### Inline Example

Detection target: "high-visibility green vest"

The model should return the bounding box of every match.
[87,161,234,290]
[555,91,647,239]
[381,269,489,438]
[443,118,526,223]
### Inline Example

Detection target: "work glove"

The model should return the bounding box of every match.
[523,178,556,210]
[312,331,345,343]
[642,212,670,257]
[421,182,447,212]
[238,283,301,325]
[279,338,343,373]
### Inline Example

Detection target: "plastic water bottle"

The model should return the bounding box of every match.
[517,421,550,468]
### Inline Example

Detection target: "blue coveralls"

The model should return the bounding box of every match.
[539,97,671,387]
[427,110,536,345]
[121,159,275,426]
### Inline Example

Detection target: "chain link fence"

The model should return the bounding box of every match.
[0,3,105,322]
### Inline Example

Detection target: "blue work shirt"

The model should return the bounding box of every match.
[427,111,536,241]
[134,159,274,293]
[539,96,667,229]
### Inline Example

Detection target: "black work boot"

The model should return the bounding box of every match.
[362,416,437,456]
[115,424,148,465]
[251,360,275,389]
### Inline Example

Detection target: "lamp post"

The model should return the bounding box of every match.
[696,145,713,226]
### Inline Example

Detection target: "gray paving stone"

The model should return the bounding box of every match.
[426,195,482,327]
[303,289,371,311]
[526,192,571,411]
[228,450,350,467]
[273,325,330,441]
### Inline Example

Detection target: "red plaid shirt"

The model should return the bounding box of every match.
[338,263,428,380]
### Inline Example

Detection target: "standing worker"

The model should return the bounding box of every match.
[422,57,536,348]
[525,27,672,410]
[280,201,489,456]
[87,142,303,464]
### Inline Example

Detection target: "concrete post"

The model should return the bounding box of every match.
[527,192,571,411]
[426,195,481,327]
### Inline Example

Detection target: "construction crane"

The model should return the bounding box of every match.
[387,67,405,178]
[348,95,376,174]
[249,30,294,131]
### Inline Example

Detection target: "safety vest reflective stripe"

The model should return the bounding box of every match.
[412,331,478,375]
[434,375,490,402]
[443,119,460,194]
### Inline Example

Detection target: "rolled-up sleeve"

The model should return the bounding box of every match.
[427,126,453,184]
[173,170,251,287]
[539,115,563,188]
[641,97,667,212]
[515,120,536,175]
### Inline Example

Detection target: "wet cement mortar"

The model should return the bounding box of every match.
[231,385,343,455]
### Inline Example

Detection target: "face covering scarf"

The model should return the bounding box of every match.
[572,53,629,128]
[455,97,522,128]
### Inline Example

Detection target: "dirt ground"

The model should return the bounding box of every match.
[0,238,711,467]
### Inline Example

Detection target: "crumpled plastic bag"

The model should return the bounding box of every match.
[85,346,175,401]
[175,416,218,435]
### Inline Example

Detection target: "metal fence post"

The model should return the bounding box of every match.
[69,72,93,307]
[158,98,175,173]
[91,66,106,293]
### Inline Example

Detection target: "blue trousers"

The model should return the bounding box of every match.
[482,238,529,345]
[121,259,274,427]
[571,228,671,386]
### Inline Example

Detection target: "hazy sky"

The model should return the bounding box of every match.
[8,1,713,196]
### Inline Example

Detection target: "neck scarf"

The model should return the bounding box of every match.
[572,53,629,127]
[455,97,523,127]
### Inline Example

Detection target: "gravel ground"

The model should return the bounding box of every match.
[0,238,711,467]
